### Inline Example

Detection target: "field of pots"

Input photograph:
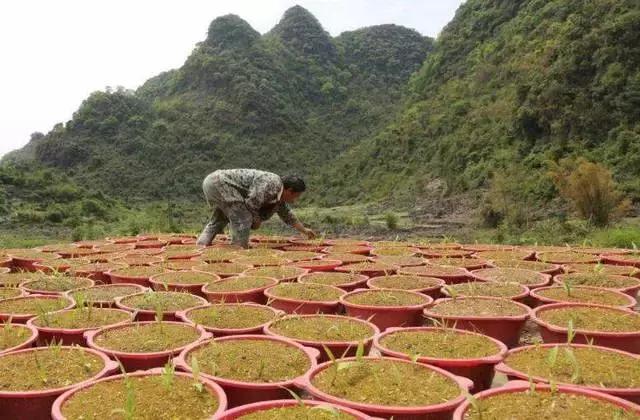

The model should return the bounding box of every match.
[1,233,639,419]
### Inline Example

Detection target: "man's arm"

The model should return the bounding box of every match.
[277,204,316,239]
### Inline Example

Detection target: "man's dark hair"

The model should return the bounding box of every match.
[281,174,306,193]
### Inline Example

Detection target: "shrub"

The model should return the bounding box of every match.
[482,163,541,230]
[384,212,399,229]
[550,158,631,227]
[588,226,640,249]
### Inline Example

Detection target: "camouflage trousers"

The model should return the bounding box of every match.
[196,173,253,248]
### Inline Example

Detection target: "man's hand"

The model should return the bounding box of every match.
[251,220,262,230]
[293,222,316,239]
[301,227,316,239]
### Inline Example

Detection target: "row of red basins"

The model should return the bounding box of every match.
[0,234,639,419]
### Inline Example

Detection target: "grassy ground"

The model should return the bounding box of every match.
[2,201,639,249]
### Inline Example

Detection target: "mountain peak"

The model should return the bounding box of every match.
[270,5,337,62]
[205,14,260,50]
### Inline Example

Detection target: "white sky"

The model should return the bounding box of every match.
[0,0,464,158]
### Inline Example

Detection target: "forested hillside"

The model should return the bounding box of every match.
[4,6,431,201]
[4,0,640,239]
[317,0,640,208]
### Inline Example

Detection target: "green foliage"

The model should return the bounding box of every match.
[318,0,640,206]
[0,163,119,228]
[384,212,399,230]
[550,158,631,227]
[3,1,639,237]
[4,6,431,204]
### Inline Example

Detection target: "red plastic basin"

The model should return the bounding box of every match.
[173,334,320,408]
[423,297,531,348]
[264,284,345,314]
[367,275,445,299]
[298,272,369,291]
[149,271,220,297]
[341,289,433,331]
[297,356,474,420]
[398,265,474,284]
[85,321,211,371]
[295,259,343,272]
[531,302,640,354]
[452,381,640,419]
[0,294,75,324]
[51,368,228,420]
[201,276,278,305]
[215,399,373,419]
[106,268,159,287]
[27,308,134,346]
[0,323,38,356]
[263,314,380,363]
[529,285,637,309]
[114,292,209,322]
[63,283,147,308]
[175,303,282,336]
[495,343,640,404]
[0,346,118,420]
[374,327,508,391]
[553,273,640,298]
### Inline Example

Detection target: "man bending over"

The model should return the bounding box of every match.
[196,169,316,248]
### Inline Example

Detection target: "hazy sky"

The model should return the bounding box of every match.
[0,0,464,157]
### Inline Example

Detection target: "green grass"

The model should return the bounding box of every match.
[3,200,639,250]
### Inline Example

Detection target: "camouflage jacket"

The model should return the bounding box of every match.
[210,169,300,226]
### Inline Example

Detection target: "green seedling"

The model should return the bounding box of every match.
[443,285,458,299]
[546,345,559,369]
[32,350,48,385]
[563,347,581,383]
[190,356,204,393]
[112,370,136,420]
[282,387,305,407]
[463,389,482,419]
[561,281,572,297]
[73,344,94,373]
[549,379,558,395]
[527,374,536,393]
[310,405,341,417]
[322,343,339,381]
[161,360,176,389]
[35,303,52,327]
[154,300,165,327]
[355,340,365,362]
[566,319,576,344]
[48,338,63,358]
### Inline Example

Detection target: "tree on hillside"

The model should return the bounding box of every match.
[550,158,631,227]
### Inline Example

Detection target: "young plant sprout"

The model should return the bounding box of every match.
[549,379,558,395]
[463,389,482,419]
[443,285,458,299]
[35,303,52,328]
[190,356,204,393]
[154,301,165,328]
[566,319,576,344]
[563,347,581,383]
[310,405,342,416]
[73,344,93,373]
[528,373,535,394]
[161,360,176,389]
[49,338,63,358]
[32,350,48,385]
[546,345,559,369]
[114,372,136,420]
[283,387,305,407]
